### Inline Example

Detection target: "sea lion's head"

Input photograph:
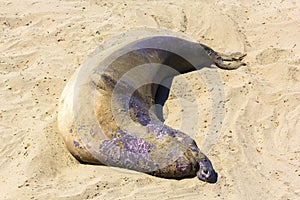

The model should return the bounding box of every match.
[197,155,218,183]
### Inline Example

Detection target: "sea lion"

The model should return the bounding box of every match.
[58,29,245,183]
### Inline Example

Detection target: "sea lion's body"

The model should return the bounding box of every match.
[58,31,245,183]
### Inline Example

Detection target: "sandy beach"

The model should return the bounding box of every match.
[1,0,299,199]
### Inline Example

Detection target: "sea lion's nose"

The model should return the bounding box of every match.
[206,170,218,183]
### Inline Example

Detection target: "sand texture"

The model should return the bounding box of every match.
[0,0,299,199]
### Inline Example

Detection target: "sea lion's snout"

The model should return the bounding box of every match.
[197,156,218,183]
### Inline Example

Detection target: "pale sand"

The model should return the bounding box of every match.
[0,0,299,199]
